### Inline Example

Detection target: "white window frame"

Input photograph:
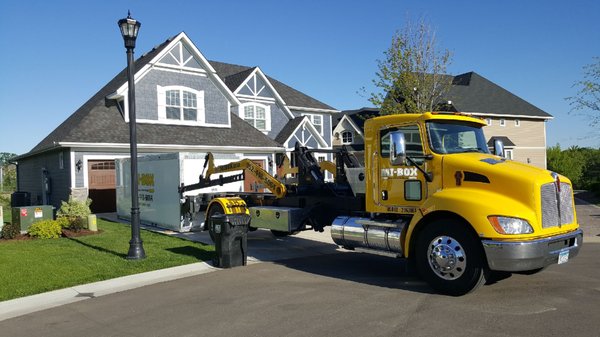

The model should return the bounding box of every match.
[500,119,506,127]
[485,118,492,126]
[302,113,324,136]
[239,102,271,132]
[157,85,205,125]
[515,119,520,127]
[504,149,514,160]
[341,131,353,144]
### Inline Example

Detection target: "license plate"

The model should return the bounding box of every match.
[558,250,569,264]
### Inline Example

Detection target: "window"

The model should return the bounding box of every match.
[427,121,490,155]
[166,89,197,121]
[485,118,492,126]
[381,125,424,158]
[241,103,270,131]
[303,114,323,135]
[341,131,353,144]
[158,86,204,124]
[58,152,64,170]
[504,149,514,160]
[515,119,520,127]
[500,119,506,127]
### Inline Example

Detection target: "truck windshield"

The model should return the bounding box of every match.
[426,121,490,154]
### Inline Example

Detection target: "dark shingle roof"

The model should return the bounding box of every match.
[24,35,280,157]
[336,107,380,129]
[444,72,552,118]
[209,60,336,111]
[487,136,516,147]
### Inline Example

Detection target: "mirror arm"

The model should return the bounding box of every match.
[405,156,433,182]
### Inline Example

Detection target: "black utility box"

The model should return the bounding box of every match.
[211,214,249,268]
[11,191,31,207]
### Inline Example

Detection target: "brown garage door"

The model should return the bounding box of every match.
[88,160,116,213]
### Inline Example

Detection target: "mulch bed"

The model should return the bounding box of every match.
[0,229,102,243]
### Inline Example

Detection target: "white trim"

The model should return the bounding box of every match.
[70,150,75,189]
[281,117,328,149]
[301,113,325,136]
[233,67,294,119]
[239,102,272,132]
[510,146,546,150]
[288,105,340,114]
[157,85,206,124]
[499,118,506,127]
[153,64,208,76]
[237,94,276,102]
[462,112,553,120]
[515,119,521,127]
[82,154,129,188]
[334,114,364,138]
[59,142,284,153]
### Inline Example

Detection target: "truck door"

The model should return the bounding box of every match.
[377,124,427,214]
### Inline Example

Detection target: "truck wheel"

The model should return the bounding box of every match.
[206,203,225,243]
[415,219,488,296]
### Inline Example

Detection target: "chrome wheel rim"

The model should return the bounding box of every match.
[427,235,466,280]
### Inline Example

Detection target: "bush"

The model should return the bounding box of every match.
[57,197,92,231]
[28,220,62,239]
[55,216,70,229]
[1,222,20,239]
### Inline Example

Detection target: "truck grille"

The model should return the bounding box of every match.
[541,182,574,228]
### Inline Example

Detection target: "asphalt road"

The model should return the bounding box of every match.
[2,202,599,337]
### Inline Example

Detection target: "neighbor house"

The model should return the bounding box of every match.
[13,32,339,212]
[333,72,552,168]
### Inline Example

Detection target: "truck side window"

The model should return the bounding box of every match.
[381,125,424,162]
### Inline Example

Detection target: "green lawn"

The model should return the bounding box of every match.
[0,219,214,301]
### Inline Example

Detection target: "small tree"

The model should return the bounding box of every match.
[369,18,453,115]
[566,57,600,127]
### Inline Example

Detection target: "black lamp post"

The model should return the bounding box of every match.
[118,11,145,260]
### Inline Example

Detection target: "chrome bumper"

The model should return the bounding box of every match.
[482,229,583,272]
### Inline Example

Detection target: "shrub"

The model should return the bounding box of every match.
[57,197,92,231]
[28,220,62,239]
[1,222,20,239]
[55,216,70,229]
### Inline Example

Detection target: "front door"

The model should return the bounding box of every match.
[88,160,116,213]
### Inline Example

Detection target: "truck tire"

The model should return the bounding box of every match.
[206,203,225,243]
[415,219,488,296]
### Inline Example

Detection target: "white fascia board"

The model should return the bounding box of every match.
[59,142,284,153]
[462,112,553,120]
[234,67,294,119]
[288,106,340,114]
[110,32,240,107]
[282,117,328,148]
[336,114,364,138]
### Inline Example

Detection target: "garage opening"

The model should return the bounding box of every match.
[88,160,116,213]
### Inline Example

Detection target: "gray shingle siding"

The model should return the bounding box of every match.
[136,70,229,125]
[17,149,70,209]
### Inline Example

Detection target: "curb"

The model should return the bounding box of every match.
[0,261,216,322]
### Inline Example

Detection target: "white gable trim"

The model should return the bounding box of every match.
[282,117,328,149]
[108,32,240,122]
[59,142,284,153]
[462,112,553,120]
[333,114,364,139]
[233,67,294,119]
[288,106,340,114]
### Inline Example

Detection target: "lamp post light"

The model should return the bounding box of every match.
[118,11,145,260]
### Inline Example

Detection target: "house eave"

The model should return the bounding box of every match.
[462,112,553,120]
[288,106,340,114]
[58,142,285,153]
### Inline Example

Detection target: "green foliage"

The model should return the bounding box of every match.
[547,145,600,194]
[1,222,20,239]
[55,216,70,229]
[57,197,92,231]
[368,18,453,115]
[566,57,600,127]
[28,220,62,239]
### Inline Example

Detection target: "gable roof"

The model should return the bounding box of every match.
[275,116,328,148]
[21,34,280,158]
[443,72,552,119]
[209,60,337,111]
[335,107,380,130]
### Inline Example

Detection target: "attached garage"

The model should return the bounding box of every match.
[88,160,116,213]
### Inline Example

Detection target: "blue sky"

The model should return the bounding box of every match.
[1,0,599,155]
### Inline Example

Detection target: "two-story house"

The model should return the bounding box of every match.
[13,32,338,212]
[333,72,552,168]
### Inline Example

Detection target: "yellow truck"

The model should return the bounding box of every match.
[183,112,582,295]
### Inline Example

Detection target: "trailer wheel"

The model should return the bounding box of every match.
[206,203,225,243]
[415,219,488,296]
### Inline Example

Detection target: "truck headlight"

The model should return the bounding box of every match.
[488,216,533,235]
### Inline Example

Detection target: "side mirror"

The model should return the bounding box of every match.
[390,131,406,166]
[493,139,505,157]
